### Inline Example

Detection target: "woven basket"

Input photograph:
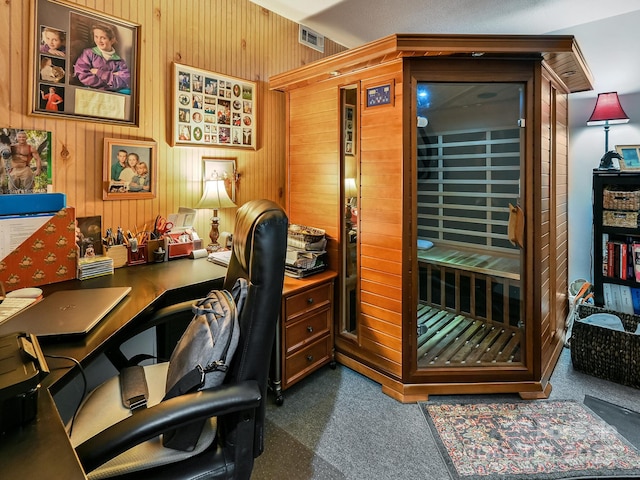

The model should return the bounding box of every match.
[603,188,640,211]
[603,210,639,228]
[287,224,326,251]
[571,304,639,388]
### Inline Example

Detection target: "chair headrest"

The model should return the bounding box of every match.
[231,199,287,285]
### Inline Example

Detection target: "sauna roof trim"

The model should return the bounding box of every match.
[269,33,593,93]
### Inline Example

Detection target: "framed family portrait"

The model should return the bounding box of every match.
[616,145,640,171]
[103,138,157,200]
[29,0,140,125]
[202,158,237,202]
[172,63,256,149]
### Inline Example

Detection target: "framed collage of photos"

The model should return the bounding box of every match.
[29,0,140,125]
[172,63,256,149]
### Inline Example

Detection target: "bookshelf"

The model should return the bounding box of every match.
[593,170,640,311]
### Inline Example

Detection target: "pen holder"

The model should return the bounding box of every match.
[127,240,147,266]
[147,239,166,263]
[105,245,128,268]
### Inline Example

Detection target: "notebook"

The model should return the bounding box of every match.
[0,286,131,338]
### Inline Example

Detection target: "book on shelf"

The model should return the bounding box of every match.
[603,236,640,282]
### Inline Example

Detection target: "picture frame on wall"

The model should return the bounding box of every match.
[0,128,52,194]
[202,157,237,202]
[172,63,256,149]
[616,145,640,171]
[30,0,140,125]
[103,138,157,200]
[344,104,355,156]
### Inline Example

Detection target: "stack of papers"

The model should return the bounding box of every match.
[78,256,114,280]
[207,249,231,267]
[0,297,37,326]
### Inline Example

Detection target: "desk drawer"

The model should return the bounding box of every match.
[284,283,332,320]
[284,336,331,387]
[284,307,330,355]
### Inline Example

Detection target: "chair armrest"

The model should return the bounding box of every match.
[76,380,261,473]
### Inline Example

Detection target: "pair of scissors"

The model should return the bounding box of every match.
[153,215,173,237]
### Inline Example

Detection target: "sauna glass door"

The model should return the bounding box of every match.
[415,82,525,370]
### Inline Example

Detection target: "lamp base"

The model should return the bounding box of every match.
[206,243,223,253]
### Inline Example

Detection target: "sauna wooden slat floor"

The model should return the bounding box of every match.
[417,303,522,367]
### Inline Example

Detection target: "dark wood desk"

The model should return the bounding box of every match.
[0,258,226,479]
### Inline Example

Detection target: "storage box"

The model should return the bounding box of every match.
[602,210,639,228]
[0,332,49,433]
[603,188,640,211]
[165,233,194,259]
[571,304,639,388]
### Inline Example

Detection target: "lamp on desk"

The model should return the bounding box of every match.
[195,174,236,252]
[587,92,629,169]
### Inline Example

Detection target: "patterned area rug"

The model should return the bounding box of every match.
[421,400,640,480]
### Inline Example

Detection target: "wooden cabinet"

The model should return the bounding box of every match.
[271,270,337,404]
[592,171,640,307]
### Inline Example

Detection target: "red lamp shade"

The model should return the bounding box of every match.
[587,92,629,126]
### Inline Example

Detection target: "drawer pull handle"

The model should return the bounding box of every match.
[307,297,314,304]
[306,355,314,362]
[307,326,313,333]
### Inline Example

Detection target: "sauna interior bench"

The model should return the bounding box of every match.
[417,245,520,281]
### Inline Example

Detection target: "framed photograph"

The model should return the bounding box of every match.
[76,215,103,257]
[172,63,256,149]
[344,104,355,156]
[616,145,640,171]
[103,138,157,200]
[0,128,52,194]
[29,0,140,125]
[202,158,237,202]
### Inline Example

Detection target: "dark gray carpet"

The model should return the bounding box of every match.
[584,394,640,450]
[253,348,639,479]
[253,418,346,479]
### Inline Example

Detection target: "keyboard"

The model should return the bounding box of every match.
[0,297,37,325]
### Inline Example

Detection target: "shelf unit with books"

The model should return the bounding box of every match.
[593,170,640,312]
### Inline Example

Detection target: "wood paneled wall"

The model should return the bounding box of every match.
[1,0,344,237]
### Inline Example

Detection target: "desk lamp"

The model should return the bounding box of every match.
[195,175,236,252]
[587,92,629,169]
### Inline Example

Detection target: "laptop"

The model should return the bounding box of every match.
[0,286,131,339]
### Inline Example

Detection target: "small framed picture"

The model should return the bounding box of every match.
[616,145,640,171]
[344,104,355,156]
[103,138,157,200]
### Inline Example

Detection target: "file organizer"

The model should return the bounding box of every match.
[0,207,78,292]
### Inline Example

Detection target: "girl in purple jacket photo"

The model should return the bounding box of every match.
[73,23,130,92]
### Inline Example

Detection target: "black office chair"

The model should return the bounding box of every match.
[70,199,288,479]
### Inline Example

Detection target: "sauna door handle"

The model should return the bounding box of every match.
[508,203,524,249]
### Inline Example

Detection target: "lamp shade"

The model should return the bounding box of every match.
[587,92,630,126]
[194,179,236,211]
[344,177,357,199]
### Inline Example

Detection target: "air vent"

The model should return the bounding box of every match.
[299,25,324,53]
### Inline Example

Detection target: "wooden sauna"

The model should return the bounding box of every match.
[269,34,593,402]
